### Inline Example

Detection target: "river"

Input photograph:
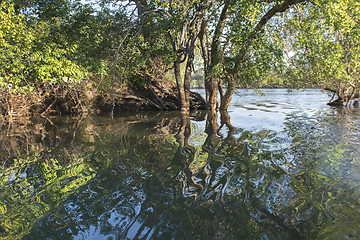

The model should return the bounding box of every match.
[1,89,360,239]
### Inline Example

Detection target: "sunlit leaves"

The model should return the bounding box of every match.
[0,1,85,91]
[284,0,360,90]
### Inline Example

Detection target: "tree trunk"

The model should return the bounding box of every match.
[220,77,236,110]
[182,62,191,112]
[221,0,308,111]
[174,57,186,111]
[202,0,231,111]
[207,76,218,111]
[134,0,147,19]
[183,23,200,112]
[170,2,207,112]
[199,21,211,108]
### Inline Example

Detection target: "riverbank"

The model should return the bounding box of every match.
[0,80,208,124]
[1,81,356,126]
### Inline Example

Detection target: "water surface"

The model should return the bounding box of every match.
[1,89,360,239]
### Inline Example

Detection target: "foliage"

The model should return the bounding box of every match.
[284,0,360,92]
[0,0,85,92]
[1,0,360,113]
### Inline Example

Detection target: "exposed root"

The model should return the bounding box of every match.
[0,83,88,124]
[324,87,359,107]
[0,78,207,122]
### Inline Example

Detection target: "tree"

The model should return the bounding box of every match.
[200,0,308,111]
[168,0,208,112]
[132,0,307,112]
[283,0,360,106]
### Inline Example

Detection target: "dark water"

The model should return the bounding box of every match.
[1,89,360,239]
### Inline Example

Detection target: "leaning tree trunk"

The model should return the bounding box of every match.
[174,30,202,112]
[222,0,308,111]
[219,76,236,110]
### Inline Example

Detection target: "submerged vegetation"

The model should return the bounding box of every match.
[0,0,359,120]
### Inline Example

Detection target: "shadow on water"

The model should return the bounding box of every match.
[1,105,360,239]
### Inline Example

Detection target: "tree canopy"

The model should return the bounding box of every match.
[284,0,360,105]
[0,0,359,115]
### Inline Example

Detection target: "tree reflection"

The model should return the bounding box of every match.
[2,109,360,239]
[173,110,305,239]
[16,111,303,239]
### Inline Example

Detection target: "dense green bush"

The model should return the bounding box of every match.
[0,1,85,92]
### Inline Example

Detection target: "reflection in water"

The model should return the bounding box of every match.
[1,90,360,239]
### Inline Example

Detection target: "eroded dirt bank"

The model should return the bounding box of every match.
[0,81,206,124]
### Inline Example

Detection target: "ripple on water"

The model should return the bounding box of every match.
[3,89,360,240]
